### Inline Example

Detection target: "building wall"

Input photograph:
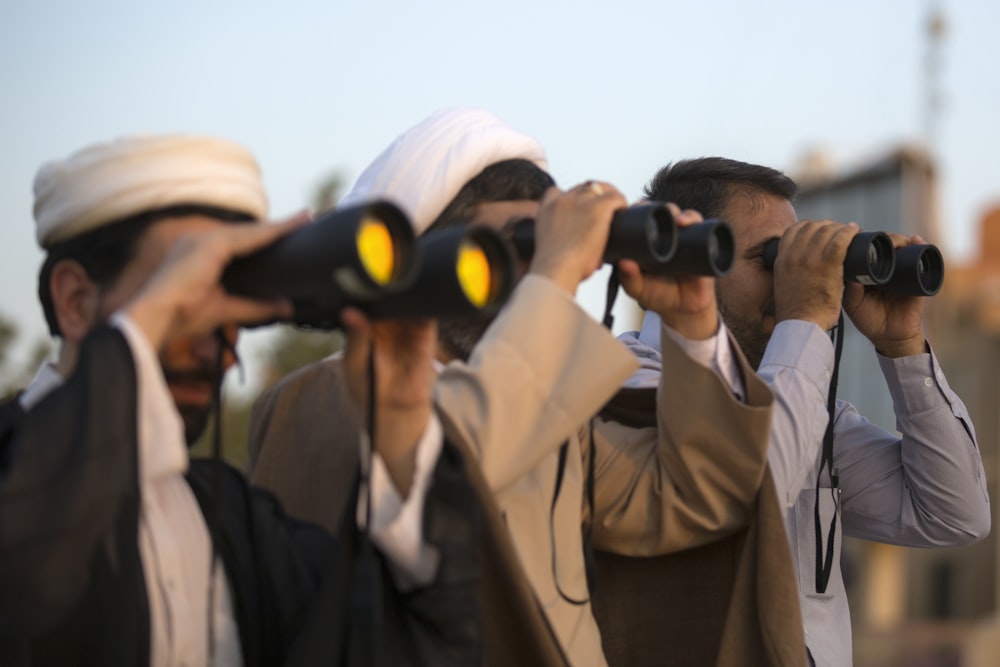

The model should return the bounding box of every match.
[791,149,997,662]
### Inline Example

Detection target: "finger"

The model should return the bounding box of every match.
[539,186,564,208]
[224,211,314,259]
[341,307,373,340]
[882,231,911,248]
[218,296,294,328]
[616,258,643,281]
[615,259,645,299]
[670,205,705,227]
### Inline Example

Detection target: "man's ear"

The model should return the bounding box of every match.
[49,259,101,343]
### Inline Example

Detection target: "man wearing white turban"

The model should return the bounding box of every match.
[248,109,799,666]
[0,134,483,666]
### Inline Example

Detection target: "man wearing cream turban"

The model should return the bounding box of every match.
[248,108,805,666]
[0,134,483,666]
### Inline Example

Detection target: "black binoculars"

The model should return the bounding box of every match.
[761,231,944,296]
[510,203,735,277]
[221,201,517,329]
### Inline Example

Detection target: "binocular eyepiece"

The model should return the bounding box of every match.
[221,201,517,329]
[511,202,735,277]
[761,231,944,296]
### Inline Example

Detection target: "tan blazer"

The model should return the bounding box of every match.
[250,275,801,666]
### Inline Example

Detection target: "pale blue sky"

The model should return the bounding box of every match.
[2,0,998,371]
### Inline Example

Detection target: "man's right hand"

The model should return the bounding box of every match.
[528,181,627,294]
[125,211,311,351]
[773,219,859,332]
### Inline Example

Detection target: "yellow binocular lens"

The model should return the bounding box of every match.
[456,240,492,308]
[356,217,396,285]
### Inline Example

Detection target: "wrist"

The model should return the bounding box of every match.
[874,335,927,358]
[660,308,718,340]
[528,261,579,295]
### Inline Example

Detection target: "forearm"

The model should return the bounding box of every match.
[591,331,773,555]
[436,274,637,492]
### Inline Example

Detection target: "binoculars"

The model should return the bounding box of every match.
[761,231,944,296]
[510,203,735,277]
[221,201,517,329]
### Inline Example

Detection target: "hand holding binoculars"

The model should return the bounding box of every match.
[761,231,944,296]
[221,201,517,329]
[510,202,735,277]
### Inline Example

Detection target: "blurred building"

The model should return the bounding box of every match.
[792,146,999,666]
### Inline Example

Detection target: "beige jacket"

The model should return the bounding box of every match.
[250,275,789,666]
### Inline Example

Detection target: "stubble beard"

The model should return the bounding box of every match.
[717,296,772,371]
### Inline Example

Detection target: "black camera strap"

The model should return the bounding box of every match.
[204,328,243,666]
[601,267,621,330]
[549,430,597,606]
[349,345,382,666]
[814,311,844,594]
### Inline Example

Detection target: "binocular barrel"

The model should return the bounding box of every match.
[221,201,519,329]
[222,201,419,329]
[365,225,517,319]
[511,203,734,277]
[885,243,944,296]
[762,232,944,296]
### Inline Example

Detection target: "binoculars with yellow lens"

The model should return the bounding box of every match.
[761,231,944,296]
[511,202,735,277]
[221,201,516,328]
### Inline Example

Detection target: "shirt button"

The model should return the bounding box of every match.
[923,377,934,388]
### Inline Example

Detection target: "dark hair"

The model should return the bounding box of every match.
[427,158,555,232]
[643,157,798,220]
[38,205,255,337]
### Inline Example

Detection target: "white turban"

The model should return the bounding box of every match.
[34,134,269,248]
[339,107,548,235]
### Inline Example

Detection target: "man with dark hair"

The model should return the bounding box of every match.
[249,110,785,666]
[0,134,483,666]
[639,156,990,666]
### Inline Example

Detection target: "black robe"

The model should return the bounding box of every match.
[0,326,482,666]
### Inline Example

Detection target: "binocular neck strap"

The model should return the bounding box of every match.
[205,327,239,666]
[601,267,622,330]
[349,343,382,664]
[814,311,844,594]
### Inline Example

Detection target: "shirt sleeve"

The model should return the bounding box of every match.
[757,320,836,507]
[834,345,990,546]
[357,413,445,590]
[435,274,638,493]
[590,324,774,555]
[0,325,139,636]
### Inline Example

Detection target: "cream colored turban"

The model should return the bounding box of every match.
[339,107,548,235]
[33,134,269,248]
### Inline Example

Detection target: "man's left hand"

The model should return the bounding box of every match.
[843,233,928,358]
[617,203,719,340]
